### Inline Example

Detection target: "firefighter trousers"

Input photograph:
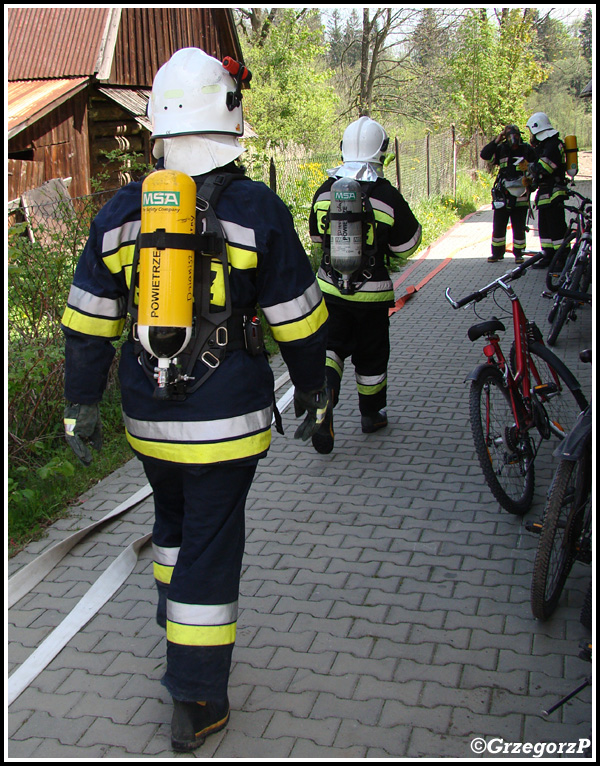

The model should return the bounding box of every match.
[324,299,390,415]
[142,456,258,702]
[538,198,567,258]
[491,204,528,259]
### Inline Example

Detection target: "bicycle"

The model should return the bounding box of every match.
[530,349,592,620]
[544,190,592,346]
[445,253,588,515]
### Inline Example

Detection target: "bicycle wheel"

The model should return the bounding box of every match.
[527,343,588,437]
[530,456,591,620]
[469,365,535,515]
[547,254,589,346]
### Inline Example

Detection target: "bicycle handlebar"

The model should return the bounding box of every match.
[445,251,547,309]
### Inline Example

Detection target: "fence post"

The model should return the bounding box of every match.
[452,124,456,200]
[394,137,401,192]
[269,157,277,193]
[426,132,430,197]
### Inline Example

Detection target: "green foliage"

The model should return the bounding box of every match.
[449,9,546,136]
[241,8,340,151]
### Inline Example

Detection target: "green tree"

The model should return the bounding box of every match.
[449,9,546,136]
[237,8,339,151]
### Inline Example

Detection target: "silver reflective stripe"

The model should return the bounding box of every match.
[220,219,256,249]
[122,405,273,443]
[356,372,386,386]
[262,280,323,326]
[67,284,127,318]
[102,220,141,254]
[153,543,180,566]
[370,198,395,219]
[389,224,423,254]
[167,600,238,626]
[326,350,344,368]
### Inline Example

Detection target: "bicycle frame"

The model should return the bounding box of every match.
[480,279,536,432]
[446,252,581,439]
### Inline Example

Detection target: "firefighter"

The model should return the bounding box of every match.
[308,116,422,454]
[61,47,328,751]
[480,124,536,263]
[526,112,569,268]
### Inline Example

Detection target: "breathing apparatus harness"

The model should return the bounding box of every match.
[321,181,380,295]
[128,171,263,402]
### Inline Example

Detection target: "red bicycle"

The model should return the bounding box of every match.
[446,254,588,515]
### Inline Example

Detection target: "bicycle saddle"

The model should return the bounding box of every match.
[468,318,505,342]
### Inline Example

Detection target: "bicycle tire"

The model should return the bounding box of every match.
[526,342,588,437]
[580,580,592,630]
[547,256,588,346]
[469,365,535,515]
[546,231,577,293]
[530,458,589,620]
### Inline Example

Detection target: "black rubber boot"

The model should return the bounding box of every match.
[171,698,230,752]
[361,410,388,434]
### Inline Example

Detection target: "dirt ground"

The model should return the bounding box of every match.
[577,149,593,179]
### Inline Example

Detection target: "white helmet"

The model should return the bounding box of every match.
[341,117,389,165]
[526,112,558,141]
[148,47,244,139]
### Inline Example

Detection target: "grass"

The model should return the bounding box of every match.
[7,168,492,558]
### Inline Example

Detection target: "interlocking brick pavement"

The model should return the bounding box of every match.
[7,181,593,759]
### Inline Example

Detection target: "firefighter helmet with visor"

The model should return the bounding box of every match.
[341,117,389,165]
[148,48,244,139]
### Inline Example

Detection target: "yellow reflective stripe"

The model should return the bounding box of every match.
[167,620,237,646]
[373,208,393,227]
[154,562,174,585]
[125,428,271,464]
[318,279,394,304]
[326,356,343,378]
[226,244,257,270]
[269,298,328,343]
[61,306,125,338]
[357,380,387,395]
[103,244,136,276]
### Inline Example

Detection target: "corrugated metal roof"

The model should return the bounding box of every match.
[97,86,152,131]
[8,7,110,79]
[8,78,89,138]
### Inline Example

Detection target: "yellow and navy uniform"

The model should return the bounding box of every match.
[61,167,327,701]
[309,176,421,415]
[62,170,328,462]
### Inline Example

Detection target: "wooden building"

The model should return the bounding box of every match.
[8,8,245,200]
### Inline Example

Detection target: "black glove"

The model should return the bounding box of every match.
[293,385,329,441]
[64,403,103,466]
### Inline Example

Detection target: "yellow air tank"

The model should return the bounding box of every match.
[564,135,579,179]
[138,169,196,363]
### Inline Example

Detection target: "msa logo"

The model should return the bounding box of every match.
[143,191,180,207]
[334,191,357,201]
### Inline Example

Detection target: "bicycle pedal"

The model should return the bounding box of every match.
[541,290,554,299]
[525,520,543,534]
[578,640,592,663]
[534,383,557,397]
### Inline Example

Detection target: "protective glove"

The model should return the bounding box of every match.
[293,384,329,441]
[64,403,103,466]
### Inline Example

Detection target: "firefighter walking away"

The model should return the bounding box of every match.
[309,116,422,454]
[61,47,328,751]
